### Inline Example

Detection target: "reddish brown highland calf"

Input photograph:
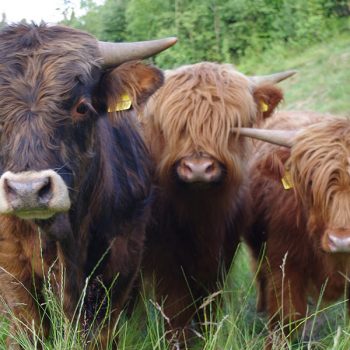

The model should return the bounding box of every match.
[238,111,350,347]
[140,62,294,342]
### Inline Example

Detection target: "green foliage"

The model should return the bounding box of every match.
[99,0,128,42]
[1,0,348,68]
[53,0,350,68]
[0,13,7,29]
[61,0,105,38]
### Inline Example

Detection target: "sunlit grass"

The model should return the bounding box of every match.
[238,32,350,116]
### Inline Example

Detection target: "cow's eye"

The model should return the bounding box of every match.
[76,102,89,115]
[72,98,96,121]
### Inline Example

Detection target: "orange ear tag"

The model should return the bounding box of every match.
[281,170,293,190]
[260,101,269,112]
[108,93,132,112]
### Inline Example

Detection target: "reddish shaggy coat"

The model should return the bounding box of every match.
[244,110,350,343]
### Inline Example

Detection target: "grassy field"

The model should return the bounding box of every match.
[0,34,349,349]
[239,32,350,116]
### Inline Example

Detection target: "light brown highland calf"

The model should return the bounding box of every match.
[140,62,294,344]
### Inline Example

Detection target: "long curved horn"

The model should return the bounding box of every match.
[232,127,300,147]
[250,70,297,84]
[98,37,177,68]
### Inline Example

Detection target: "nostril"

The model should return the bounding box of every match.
[4,179,19,202]
[183,163,193,172]
[327,234,336,250]
[4,179,16,195]
[328,234,335,243]
[180,161,194,176]
[37,177,52,204]
[205,163,214,174]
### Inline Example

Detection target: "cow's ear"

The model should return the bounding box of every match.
[257,147,291,182]
[99,61,164,114]
[253,83,284,122]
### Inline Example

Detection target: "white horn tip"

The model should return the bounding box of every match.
[250,69,298,84]
[157,36,178,51]
[283,70,298,78]
[164,37,178,46]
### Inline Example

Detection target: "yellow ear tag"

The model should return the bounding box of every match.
[108,93,132,112]
[281,170,293,190]
[260,101,269,112]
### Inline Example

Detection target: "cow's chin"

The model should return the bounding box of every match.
[176,177,223,189]
[13,209,59,220]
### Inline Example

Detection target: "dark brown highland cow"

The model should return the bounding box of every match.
[0,23,176,349]
[238,111,350,347]
[139,62,294,341]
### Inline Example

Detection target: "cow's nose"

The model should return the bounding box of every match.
[326,233,350,253]
[177,158,222,183]
[0,170,70,219]
[4,175,53,209]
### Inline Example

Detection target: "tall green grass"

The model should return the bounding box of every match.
[2,245,350,349]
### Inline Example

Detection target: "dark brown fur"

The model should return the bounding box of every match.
[0,23,164,349]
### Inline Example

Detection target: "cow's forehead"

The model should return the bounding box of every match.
[166,62,250,86]
[0,24,100,78]
[0,23,99,57]
[149,62,255,133]
[291,119,350,210]
[0,24,101,119]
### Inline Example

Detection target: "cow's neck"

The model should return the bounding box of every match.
[164,183,239,238]
[155,184,241,280]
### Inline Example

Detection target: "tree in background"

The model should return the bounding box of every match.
[0,13,7,29]
[64,0,348,68]
[0,0,348,68]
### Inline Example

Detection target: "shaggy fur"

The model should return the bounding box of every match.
[140,62,284,340]
[244,111,350,346]
[0,23,164,349]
